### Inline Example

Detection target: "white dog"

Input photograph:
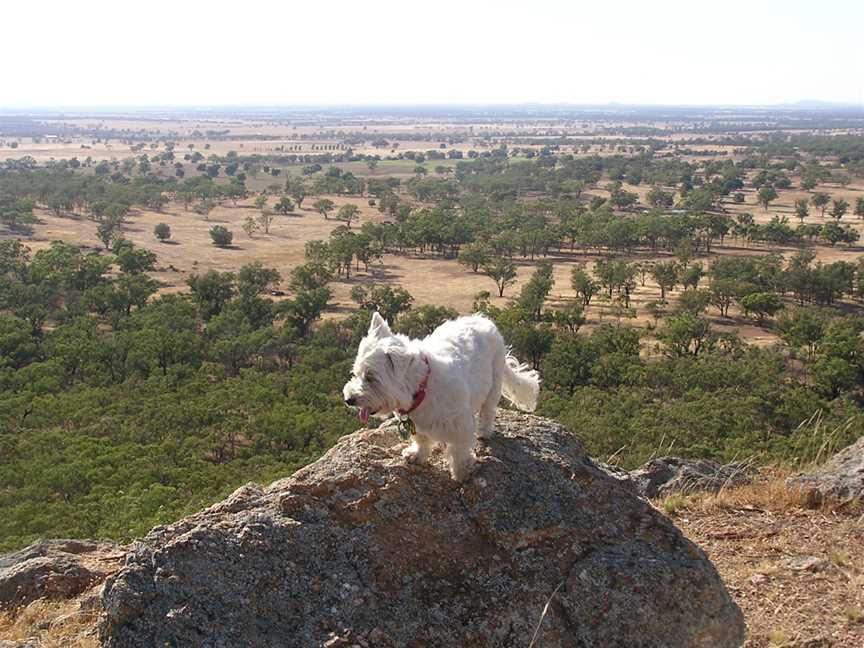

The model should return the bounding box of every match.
[343,312,540,481]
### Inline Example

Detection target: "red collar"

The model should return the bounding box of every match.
[397,355,431,417]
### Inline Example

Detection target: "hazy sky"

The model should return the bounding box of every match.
[4,0,863,107]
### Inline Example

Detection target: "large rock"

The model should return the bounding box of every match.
[787,436,864,504]
[99,411,745,648]
[629,456,752,499]
[0,539,123,610]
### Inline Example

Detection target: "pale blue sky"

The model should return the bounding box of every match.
[4,0,862,107]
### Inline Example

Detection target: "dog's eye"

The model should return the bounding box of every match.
[365,373,376,383]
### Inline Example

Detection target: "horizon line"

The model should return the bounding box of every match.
[2,100,864,112]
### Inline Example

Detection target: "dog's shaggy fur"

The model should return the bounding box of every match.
[343,312,540,480]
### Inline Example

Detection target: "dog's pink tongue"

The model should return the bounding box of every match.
[359,407,370,424]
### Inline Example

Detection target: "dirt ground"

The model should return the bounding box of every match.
[666,476,864,648]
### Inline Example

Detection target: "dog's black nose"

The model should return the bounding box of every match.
[345,396,357,406]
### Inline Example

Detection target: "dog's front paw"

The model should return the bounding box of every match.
[448,453,476,482]
[401,445,419,463]
[402,442,429,464]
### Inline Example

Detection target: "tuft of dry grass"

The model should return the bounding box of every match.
[661,492,693,515]
[784,410,860,470]
[767,628,792,646]
[830,549,855,569]
[656,466,861,518]
[844,606,864,624]
[0,596,100,648]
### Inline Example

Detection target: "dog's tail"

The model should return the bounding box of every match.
[501,352,540,412]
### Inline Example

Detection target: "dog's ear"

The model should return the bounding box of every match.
[368,311,392,338]
[385,346,413,373]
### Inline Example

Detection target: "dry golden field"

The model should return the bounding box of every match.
[8,175,864,347]
[0,114,756,163]
[3,112,864,350]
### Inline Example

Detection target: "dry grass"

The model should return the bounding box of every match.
[659,472,864,647]
[0,595,100,647]
[661,468,816,513]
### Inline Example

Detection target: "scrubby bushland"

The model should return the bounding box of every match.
[3,142,864,553]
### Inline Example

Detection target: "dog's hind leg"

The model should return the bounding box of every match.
[402,433,434,465]
[477,364,503,439]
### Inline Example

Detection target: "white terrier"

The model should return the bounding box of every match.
[343,312,540,481]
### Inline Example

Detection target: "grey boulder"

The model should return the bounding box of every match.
[788,436,864,504]
[629,456,752,499]
[0,539,123,610]
[99,411,745,648]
